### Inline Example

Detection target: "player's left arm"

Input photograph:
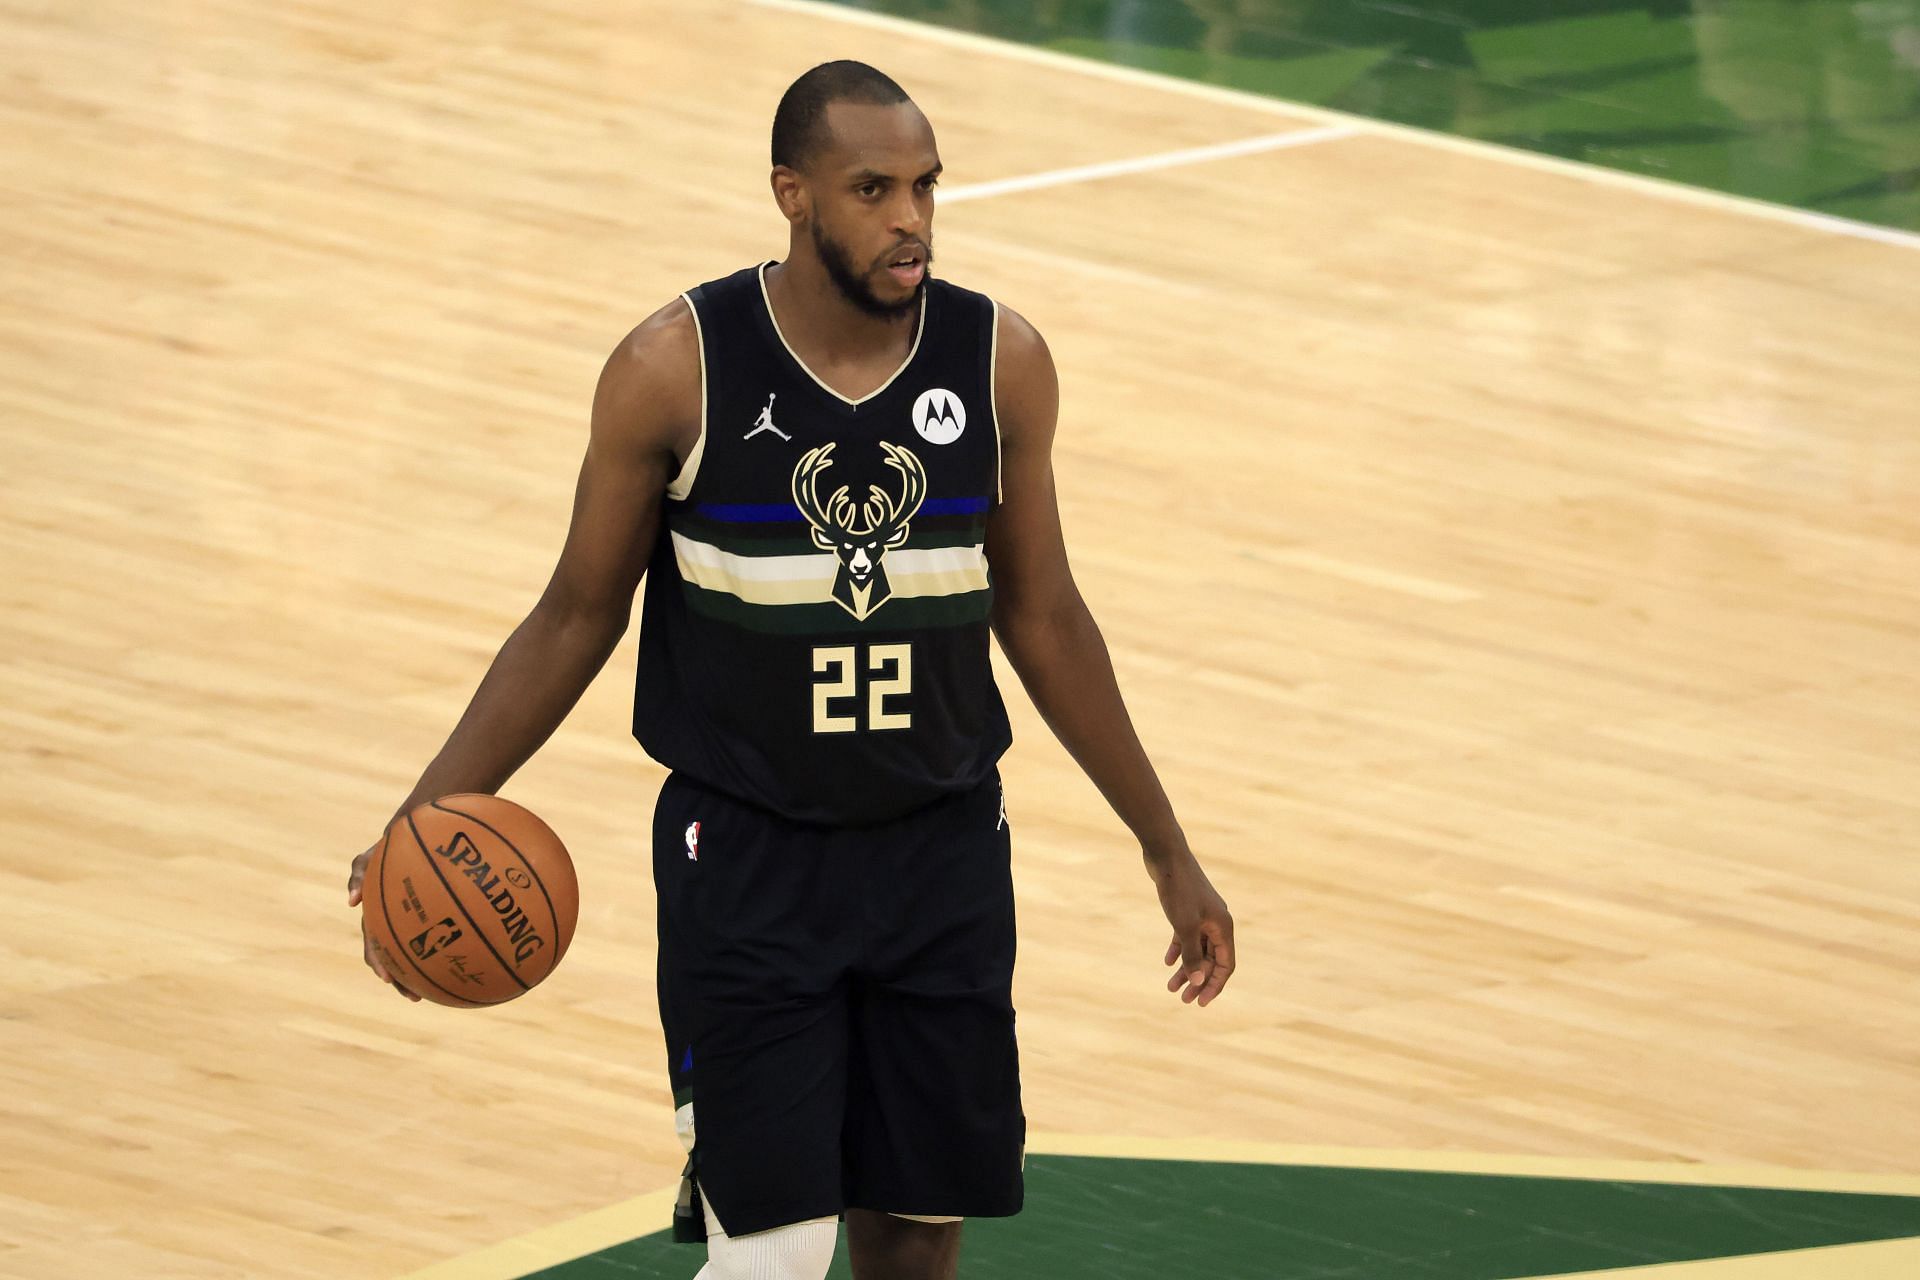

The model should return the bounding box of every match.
[984,303,1235,1007]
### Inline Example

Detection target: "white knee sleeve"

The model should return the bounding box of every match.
[679,1104,836,1279]
[694,1185,838,1280]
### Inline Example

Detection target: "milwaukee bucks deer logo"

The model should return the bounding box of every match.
[791,440,927,620]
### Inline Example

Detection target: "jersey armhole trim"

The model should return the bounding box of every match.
[988,296,1003,505]
[665,292,707,502]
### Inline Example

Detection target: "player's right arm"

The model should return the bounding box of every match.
[346,298,702,999]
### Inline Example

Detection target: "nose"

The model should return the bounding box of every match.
[890,188,927,241]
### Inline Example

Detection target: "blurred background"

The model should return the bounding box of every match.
[844,0,1920,228]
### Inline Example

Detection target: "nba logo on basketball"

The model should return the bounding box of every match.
[409,917,463,961]
[684,820,701,861]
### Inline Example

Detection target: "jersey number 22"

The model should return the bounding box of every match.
[811,643,911,733]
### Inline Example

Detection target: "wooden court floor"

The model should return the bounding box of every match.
[3,1,1919,1276]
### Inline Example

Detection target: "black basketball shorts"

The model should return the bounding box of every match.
[652,768,1025,1240]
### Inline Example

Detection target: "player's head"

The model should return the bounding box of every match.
[771,61,939,318]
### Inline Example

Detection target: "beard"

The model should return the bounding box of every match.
[812,219,929,318]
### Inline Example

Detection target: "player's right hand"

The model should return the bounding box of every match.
[348,839,422,1002]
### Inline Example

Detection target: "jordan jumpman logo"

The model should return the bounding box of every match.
[745,392,790,441]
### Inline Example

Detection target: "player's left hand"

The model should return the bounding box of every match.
[1149,849,1235,1006]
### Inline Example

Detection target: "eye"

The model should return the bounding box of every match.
[918,176,939,191]
[857,183,880,198]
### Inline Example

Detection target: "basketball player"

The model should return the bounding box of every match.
[346,62,1235,1280]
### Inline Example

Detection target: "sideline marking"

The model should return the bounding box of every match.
[1535,1235,1920,1278]
[394,1136,1920,1279]
[747,0,1920,252]
[938,124,1359,205]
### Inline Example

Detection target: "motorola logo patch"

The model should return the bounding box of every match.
[911,387,965,444]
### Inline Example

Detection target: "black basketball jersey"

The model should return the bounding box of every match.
[631,262,1013,825]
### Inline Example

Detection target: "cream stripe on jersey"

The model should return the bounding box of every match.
[669,532,988,607]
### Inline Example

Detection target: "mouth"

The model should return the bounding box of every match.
[883,246,926,289]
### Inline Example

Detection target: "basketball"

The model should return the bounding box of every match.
[360,794,579,1008]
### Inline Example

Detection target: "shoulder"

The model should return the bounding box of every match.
[606,259,769,394]
[593,297,702,459]
[990,301,1058,439]
[992,301,1051,373]
[608,296,700,390]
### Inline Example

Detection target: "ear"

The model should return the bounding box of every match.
[771,165,807,225]
[885,526,911,548]
[811,528,836,551]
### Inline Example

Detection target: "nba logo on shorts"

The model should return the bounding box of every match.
[684,820,701,861]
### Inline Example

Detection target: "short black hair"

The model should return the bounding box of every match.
[771,61,912,171]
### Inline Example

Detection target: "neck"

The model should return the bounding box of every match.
[765,249,918,362]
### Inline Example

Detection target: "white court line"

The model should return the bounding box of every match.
[938,124,1359,204]
[748,0,1920,253]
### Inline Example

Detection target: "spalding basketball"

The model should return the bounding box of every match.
[361,794,579,1008]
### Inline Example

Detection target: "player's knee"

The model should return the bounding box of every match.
[699,1217,837,1280]
[698,1187,837,1280]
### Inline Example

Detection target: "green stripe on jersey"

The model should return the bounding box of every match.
[682,582,992,635]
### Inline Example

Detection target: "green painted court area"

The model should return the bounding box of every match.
[836,0,1920,230]
[521,1154,1920,1278]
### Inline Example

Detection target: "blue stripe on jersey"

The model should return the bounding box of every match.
[694,501,801,522]
[922,496,991,516]
[695,496,990,522]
